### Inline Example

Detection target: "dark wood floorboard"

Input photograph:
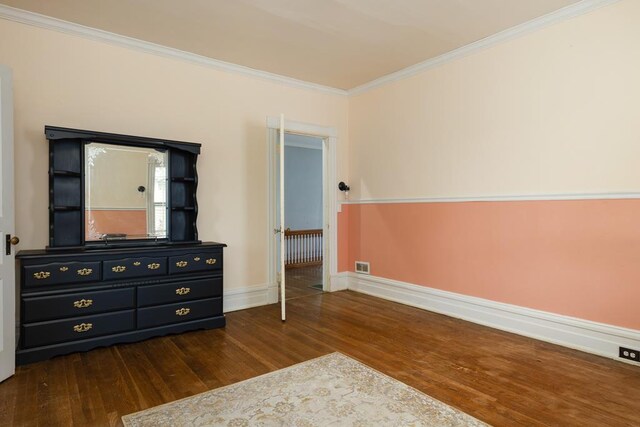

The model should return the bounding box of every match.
[285,265,323,300]
[1,290,639,426]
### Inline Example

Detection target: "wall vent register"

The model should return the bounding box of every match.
[355,261,370,274]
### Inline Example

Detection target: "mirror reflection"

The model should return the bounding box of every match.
[85,142,168,241]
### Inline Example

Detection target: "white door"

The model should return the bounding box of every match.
[277,114,286,321]
[0,64,16,382]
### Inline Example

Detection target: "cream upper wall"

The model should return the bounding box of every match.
[0,18,348,290]
[348,0,640,201]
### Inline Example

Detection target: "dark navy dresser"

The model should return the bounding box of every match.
[16,242,225,364]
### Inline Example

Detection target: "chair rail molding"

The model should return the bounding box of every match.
[344,192,640,205]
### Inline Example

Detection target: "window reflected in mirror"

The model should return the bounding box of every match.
[85,142,168,241]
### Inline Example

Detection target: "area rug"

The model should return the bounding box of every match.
[122,352,487,426]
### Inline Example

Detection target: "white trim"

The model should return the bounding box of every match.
[347,273,640,365]
[329,273,349,292]
[266,127,279,305]
[348,0,621,95]
[224,284,274,313]
[266,117,338,138]
[344,192,640,205]
[0,1,619,96]
[0,5,347,97]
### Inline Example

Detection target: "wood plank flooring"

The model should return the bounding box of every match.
[285,265,324,300]
[1,290,639,426]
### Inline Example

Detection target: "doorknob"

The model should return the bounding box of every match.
[5,234,19,255]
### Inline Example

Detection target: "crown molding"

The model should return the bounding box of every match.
[348,0,621,95]
[0,0,620,97]
[0,4,348,97]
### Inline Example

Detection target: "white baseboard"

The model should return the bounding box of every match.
[226,275,346,312]
[330,273,349,292]
[347,273,640,365]
[224,283,276,313]
[267,283,279,305]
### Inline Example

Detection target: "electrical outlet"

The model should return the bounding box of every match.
[619,347,640,362]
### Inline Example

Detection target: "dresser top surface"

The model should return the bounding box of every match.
[17,241,226,260]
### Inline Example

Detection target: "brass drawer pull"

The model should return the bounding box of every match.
[77,268,93,276]
[133,261,141,266]
[176,308,190,316]
[176,287,191,296]
[73,323,93,333]
[33,271,51,280]
[112,266,126,273]
[147,263,161,270]
[194,257,201,261]
[205,258,217,265]
[73,299,93,308]
[59,266,69,272]
[176,261,188,268]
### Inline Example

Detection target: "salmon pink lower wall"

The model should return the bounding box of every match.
[338,199,640,330]
[337,208,350,272]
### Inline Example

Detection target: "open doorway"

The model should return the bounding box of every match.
[266,116,339,320]
[280,133,324,300]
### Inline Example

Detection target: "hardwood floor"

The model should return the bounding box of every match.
[285,265,323,300]
[1,290,639,426]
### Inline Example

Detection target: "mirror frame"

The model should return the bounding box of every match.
[45,126,201,250]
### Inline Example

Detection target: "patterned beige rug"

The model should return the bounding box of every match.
[122,352,487,426]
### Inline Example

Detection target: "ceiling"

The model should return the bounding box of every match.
[2,0,581,89]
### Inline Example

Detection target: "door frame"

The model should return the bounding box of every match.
[266,117,338,301]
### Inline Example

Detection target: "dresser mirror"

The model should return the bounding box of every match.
[85,142,168,242]
[46,126,201,249]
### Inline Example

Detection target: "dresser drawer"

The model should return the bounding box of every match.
[23,261,101,287]
[168,252,222,275]
[137,297,222,329]
[22,310,135,348]
[138,278,222,307]
[23,288,135,323]
[103,256,167,280]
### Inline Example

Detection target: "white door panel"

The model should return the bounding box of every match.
[0,64,16,382]
[278,114,286,321]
